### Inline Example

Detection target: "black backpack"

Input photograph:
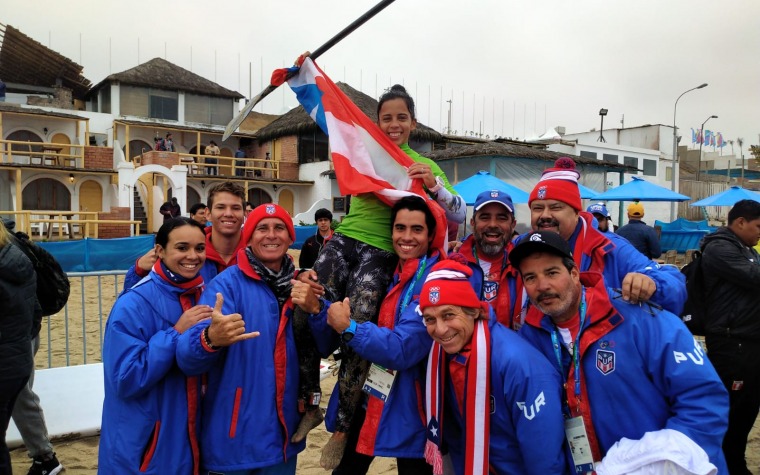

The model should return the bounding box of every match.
[13,231,71,316]
[680,250,706,335]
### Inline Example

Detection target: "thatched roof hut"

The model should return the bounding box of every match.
[0,24,92,98]
[88,58,243,99]
[423,141,631,172]
[255,82,441,143]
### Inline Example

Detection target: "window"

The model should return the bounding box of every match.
[602,153,618,164]
[298,131,330,163]
[185,94,233,125]
[149,89,178,121]
[120,86,177,120]
[580,151,597,159]
[643,159,657,176]
[624,156,638,174]
[666,166,673,181]
[101,86,110,114]
[248,188,272,208]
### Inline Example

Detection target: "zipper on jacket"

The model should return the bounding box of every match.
[139,420,161,472]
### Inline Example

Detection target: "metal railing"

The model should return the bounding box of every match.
[40,271,126,368]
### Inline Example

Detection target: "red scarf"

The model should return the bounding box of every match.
[204,227,245,272]
[152,260,204,475]
[426,318,491,475]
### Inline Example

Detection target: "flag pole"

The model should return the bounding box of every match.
[223,0,396,140]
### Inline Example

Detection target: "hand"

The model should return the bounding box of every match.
[407,163,437,189]
[290,279,321,314]
[296,269,325,298]
[206,293,259,347]
[137,248,158,271]
[326,297,351,333]
[174,304,213,334]
[621,273,656,303]
[449,240,463,253]
[295,51,311,67]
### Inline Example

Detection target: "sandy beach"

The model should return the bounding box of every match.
[8,252,760,474]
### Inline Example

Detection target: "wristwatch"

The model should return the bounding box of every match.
[341,319,357,343]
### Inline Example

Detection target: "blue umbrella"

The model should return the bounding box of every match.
[578,184,600,199]
[690,186,760,207]
[594,176,691,202]
[453,171,530,205]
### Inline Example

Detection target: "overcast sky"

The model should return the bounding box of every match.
[4,0,759,156]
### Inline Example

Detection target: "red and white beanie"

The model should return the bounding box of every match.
[241,203,296,245]
[528,157,582,211]
[419,260,486,313]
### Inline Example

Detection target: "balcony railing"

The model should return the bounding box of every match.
[134,151,278,179]
[1,211,141,239]
[0,139,84,167]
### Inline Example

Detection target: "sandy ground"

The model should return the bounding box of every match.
[8,249,760,474]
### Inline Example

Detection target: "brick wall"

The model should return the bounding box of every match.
[84,146,113,169]
[278,136,299,180]
[97,207,132,238]
[140,150,180,168]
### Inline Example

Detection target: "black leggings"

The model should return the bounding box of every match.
[332,405,432,475]
[0,375,29,475]
[298,234,396,432]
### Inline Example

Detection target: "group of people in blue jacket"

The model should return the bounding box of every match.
[98,156,730,475]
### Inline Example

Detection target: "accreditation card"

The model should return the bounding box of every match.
[362,363,397,402]
[564,416,595,474]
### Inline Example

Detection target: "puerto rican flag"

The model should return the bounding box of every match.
[271,58,446,253]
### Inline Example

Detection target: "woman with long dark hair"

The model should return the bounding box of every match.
[99,217,212,474]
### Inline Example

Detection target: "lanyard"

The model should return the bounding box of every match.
[550,288,586,405]
[400,256,428,313]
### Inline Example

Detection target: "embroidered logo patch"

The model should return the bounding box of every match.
[490,190,499,198]
[596,349,615,375]
[265,204,275,215]
[483,281,498,302]
[537,186,547,200]
[428,286,440,304]
[529,233,543,242]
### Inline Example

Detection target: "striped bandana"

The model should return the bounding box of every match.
[425,318,491,475]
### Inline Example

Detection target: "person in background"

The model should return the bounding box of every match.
[420,259,568,475]
[586,203,613,234]
[235,146,246,177]
[513,158,685,328]
[99,217,210,474]
[0,223,37,475]
[205,140,220,176]
[1,219,64,475]
[456,189,519,328]
[159,133,176,152]
[189,202,208,227]
[298,208,334,269]
[513,230,728,473]
[245,201,254,217]
[177,204,314,474]
[616,202,661,259]
[159,197,181,223]
[700,199,760,474]
[124,182,246,290]
[306,84,466,469]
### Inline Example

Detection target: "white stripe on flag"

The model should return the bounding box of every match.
[473,322,488,474]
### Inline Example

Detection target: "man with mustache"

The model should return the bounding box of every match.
[512,230,728,473]
[457,190,520,328]
[512,158,685,329]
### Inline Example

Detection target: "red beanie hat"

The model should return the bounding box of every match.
[528,157,582,211]
[241,203,295,245]
[419,260,485,312]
